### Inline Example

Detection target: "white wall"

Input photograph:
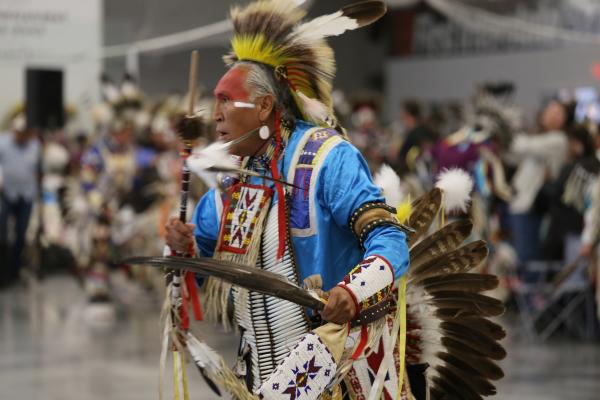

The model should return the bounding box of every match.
[385,44,600,123]
[0,0,101,131]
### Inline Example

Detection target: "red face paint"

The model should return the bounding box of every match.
[212,66,263,157]
[214,67,250,102]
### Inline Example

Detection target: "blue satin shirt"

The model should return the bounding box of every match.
[192,120,409,290]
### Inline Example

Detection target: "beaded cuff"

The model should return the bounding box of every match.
[337,255,395,313]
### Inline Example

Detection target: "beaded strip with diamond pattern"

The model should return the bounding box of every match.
[338,255,395,313]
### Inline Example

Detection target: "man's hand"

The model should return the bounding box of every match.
[320,286,357,325]
[165,216,195,254]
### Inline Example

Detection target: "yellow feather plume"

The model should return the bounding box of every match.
[231,34,285,68]
[396,197,412,224]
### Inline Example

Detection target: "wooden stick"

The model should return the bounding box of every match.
[187,50,199,116]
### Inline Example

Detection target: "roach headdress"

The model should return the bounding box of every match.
[222,0,386,126]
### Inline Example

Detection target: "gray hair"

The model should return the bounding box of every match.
[233,61,301,122]
[236,61,276,101]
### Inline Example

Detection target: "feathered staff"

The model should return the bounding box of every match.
[160,50,207,400]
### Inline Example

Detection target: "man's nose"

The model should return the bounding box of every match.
[213,103,223,123]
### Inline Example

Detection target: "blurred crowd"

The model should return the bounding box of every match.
[0,74,211,317]
[345,85,600,338]
[1,76,599,337]
[349,87,600,263]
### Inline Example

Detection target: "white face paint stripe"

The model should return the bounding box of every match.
[233,101,256,109]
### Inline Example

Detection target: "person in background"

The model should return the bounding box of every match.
[541,125,599,262]
[509,100,569,269]
[396,99,436,175]
[0,114,41,286]
[580,130,600,260]
[68,132,90,176]
[348,103,387,170]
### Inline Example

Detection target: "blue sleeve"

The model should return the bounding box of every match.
[192,188,220,257]
[363,225,409,280]
[319,141,409,279]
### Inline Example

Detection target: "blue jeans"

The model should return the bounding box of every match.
[510,212,542,265]
[0,195,33,280]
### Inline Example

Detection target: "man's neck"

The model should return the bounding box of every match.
[246,121,292,168]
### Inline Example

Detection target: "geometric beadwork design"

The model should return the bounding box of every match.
[257,333,336,400]
[218,183,273,254]
[289,128,341,234]
[339,255,395,312]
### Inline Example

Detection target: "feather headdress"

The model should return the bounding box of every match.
[223,0,387,125]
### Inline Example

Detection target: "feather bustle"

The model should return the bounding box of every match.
[441,336,504,361]
[407,188,442,246]
[410,241,489,283]
[409,219,473,269]
[438,315,506,341]
[430,373,482,400]
[439,321,506,359]
[421,273,499,293]
[432,293,505,318]
[437,365,490,398]
[438,351,502,381]
[446,351,505,380]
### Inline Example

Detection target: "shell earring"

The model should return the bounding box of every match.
[259,124,270,140]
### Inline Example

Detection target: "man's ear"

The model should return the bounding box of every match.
[257,95,275,121]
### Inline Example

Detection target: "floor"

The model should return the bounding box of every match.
[0,275,599,400]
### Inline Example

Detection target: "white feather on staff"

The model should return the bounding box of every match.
[189,141,238,172]
[435,168,474,213]
[374,164,404,208]
[186,332,223,375]
[189,141,298,189]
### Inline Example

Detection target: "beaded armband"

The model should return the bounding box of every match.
[348,201,413,249]
[337,255,395,314]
